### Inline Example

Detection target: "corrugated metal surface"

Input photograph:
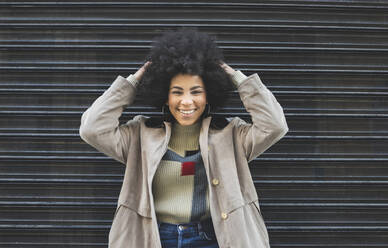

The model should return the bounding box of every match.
[1,1,387,247]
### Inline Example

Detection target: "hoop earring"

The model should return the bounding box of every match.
[162,105,167,115]
[162,104,170,121]
[206,103,211,116]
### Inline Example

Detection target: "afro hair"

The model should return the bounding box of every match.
[138,28,235,116]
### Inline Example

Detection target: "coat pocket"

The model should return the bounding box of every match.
[108,204,156,248]
[223,200,270,247]
[251,200,270,243]
[112,204,122,223]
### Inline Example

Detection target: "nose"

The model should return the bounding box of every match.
[181,94,194,105]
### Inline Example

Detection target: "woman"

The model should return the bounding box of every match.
[80,29,288,248]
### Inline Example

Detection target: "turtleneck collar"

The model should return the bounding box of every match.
[168,121,202,157]
[171,121,201,136]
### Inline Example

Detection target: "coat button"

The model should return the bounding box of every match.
[178,225,188,230]
[221,212,228,220]
[212,178,219,186]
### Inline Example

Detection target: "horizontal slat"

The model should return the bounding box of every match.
[0,1,387,9]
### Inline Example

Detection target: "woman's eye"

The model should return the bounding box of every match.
[171,91,203,95]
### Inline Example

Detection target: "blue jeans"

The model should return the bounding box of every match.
[158,218,219,248]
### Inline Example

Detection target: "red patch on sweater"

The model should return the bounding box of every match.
[181,161,195,176]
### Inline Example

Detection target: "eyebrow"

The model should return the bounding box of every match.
[170,86,204,90]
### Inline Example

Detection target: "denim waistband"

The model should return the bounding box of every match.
[157,218,214,233]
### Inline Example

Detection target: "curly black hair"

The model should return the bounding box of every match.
[138,28,234,117]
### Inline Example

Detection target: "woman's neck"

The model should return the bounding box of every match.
[168,121,201,156]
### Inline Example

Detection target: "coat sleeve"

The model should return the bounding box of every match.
[79,75,139,165]
[234,73,288,162]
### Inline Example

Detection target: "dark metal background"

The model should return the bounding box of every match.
[1,1,388,247]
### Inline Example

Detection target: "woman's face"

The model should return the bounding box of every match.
[167,74,207,126]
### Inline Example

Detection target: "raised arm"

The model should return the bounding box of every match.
[79,62,150,164]
[220,62,288,162]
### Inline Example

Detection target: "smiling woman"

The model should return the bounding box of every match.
[79,28,288,248]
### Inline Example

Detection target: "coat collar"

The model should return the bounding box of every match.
[145,115,228,130]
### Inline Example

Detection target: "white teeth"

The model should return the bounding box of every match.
[179,109,195,114]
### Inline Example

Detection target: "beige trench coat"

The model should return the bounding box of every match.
[79,73,288,247]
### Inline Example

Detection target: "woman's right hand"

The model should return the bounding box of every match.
[134,61,151,81]
[219,61,236,76]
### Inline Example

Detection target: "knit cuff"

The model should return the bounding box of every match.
[231,70,248,87]
[126,74,140,88]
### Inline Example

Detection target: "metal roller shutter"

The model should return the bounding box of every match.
[1,1,387,247]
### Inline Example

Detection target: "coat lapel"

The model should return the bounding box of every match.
[199,116,212,174]
[142,121,172,182]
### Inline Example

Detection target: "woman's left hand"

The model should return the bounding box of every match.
[219,61,236,76]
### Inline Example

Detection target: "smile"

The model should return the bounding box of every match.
[179,109,196,114]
